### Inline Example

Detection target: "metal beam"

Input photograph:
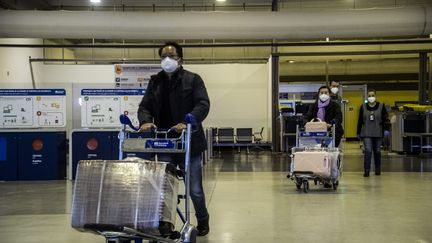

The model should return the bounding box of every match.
[2,39,432,49]
[272,0,278,12]
[280,79,419,91]
[271,54,280,152]
[274,50,432,57]
[367,82,419,91]
[28,57,268,64]
[49,4,272,11]
[0,0,51,10]
[419,52,429,105]
[29,56,36,88]
[280,73,419,82]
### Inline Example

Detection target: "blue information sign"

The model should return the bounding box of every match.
[81,89,145,96]
[0,89,66,96]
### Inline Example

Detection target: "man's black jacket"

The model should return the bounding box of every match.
[138,67,210,156]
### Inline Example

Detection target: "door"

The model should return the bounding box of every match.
[342,85,367,139]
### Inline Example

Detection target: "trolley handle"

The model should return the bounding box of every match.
[184,113,199,133]
[119,115,177,135]
[119,114,139,131]
[185,113,197,125]
[153,128,185,139]
[145,113,198,135]
[120,113,197,132]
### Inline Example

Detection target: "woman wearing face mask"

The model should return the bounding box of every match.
[357,89,389,177]
[305,86,344,147]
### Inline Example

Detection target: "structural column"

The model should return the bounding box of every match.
[419,52,429,105]
[271,54,280,152]
[271,0,280,152]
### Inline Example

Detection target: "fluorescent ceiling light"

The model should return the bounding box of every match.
[90,0,101,3]
[216,0,226,2]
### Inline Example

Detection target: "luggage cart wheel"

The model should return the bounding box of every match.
[182,224,198,243]
[295,178,301,190]
[332,181,339,190]
[303,180,309,193]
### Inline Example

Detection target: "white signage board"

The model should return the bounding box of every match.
[114,64,161,88]
[0,89,66,128]
[80,89,145,128]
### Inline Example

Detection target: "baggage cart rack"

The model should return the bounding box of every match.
[288,125,342,193]
[73,114,198,243]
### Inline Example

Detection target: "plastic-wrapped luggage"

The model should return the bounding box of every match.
[329,151,341,179]
[292,151,331,177]
[71,158,179,236]
[292,150,340,178]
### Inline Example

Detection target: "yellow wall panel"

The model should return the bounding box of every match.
[377,90,418,107]
[344,90,364,138]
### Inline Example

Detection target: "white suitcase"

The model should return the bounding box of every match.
[293,151,331,177]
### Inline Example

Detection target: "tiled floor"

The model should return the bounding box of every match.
[1,142,432,243]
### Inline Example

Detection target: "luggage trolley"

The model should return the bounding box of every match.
[288,125,342,193]
[71,114,198,243]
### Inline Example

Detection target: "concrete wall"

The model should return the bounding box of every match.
[0,42,271,140]
[37,63,271,140]
[0,38,43,86]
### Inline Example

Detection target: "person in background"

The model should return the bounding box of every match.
[138,41,211,236]
[329,80,342,105]
[305,85,344,147]
[357,89,389,177]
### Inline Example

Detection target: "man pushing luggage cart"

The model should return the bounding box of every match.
[71,114,199,243]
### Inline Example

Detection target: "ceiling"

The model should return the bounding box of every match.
[0,0,431,11]
[2,0,432,80]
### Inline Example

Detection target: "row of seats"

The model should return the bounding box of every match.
[211,127,264,144]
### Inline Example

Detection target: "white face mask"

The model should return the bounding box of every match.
[331,87,339,94]
[319,94,330,102]
[368,97,376,103]
[161,57,179,73]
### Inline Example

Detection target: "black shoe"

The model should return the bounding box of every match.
[375,171,381,176]
[363,172,370,177]
[323,182,332,188]
[197,217,210,236]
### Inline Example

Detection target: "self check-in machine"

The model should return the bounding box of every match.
[70,88,149,179]
[0,89,67,181]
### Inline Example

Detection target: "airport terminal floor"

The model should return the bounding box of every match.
[1,142,432,243]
